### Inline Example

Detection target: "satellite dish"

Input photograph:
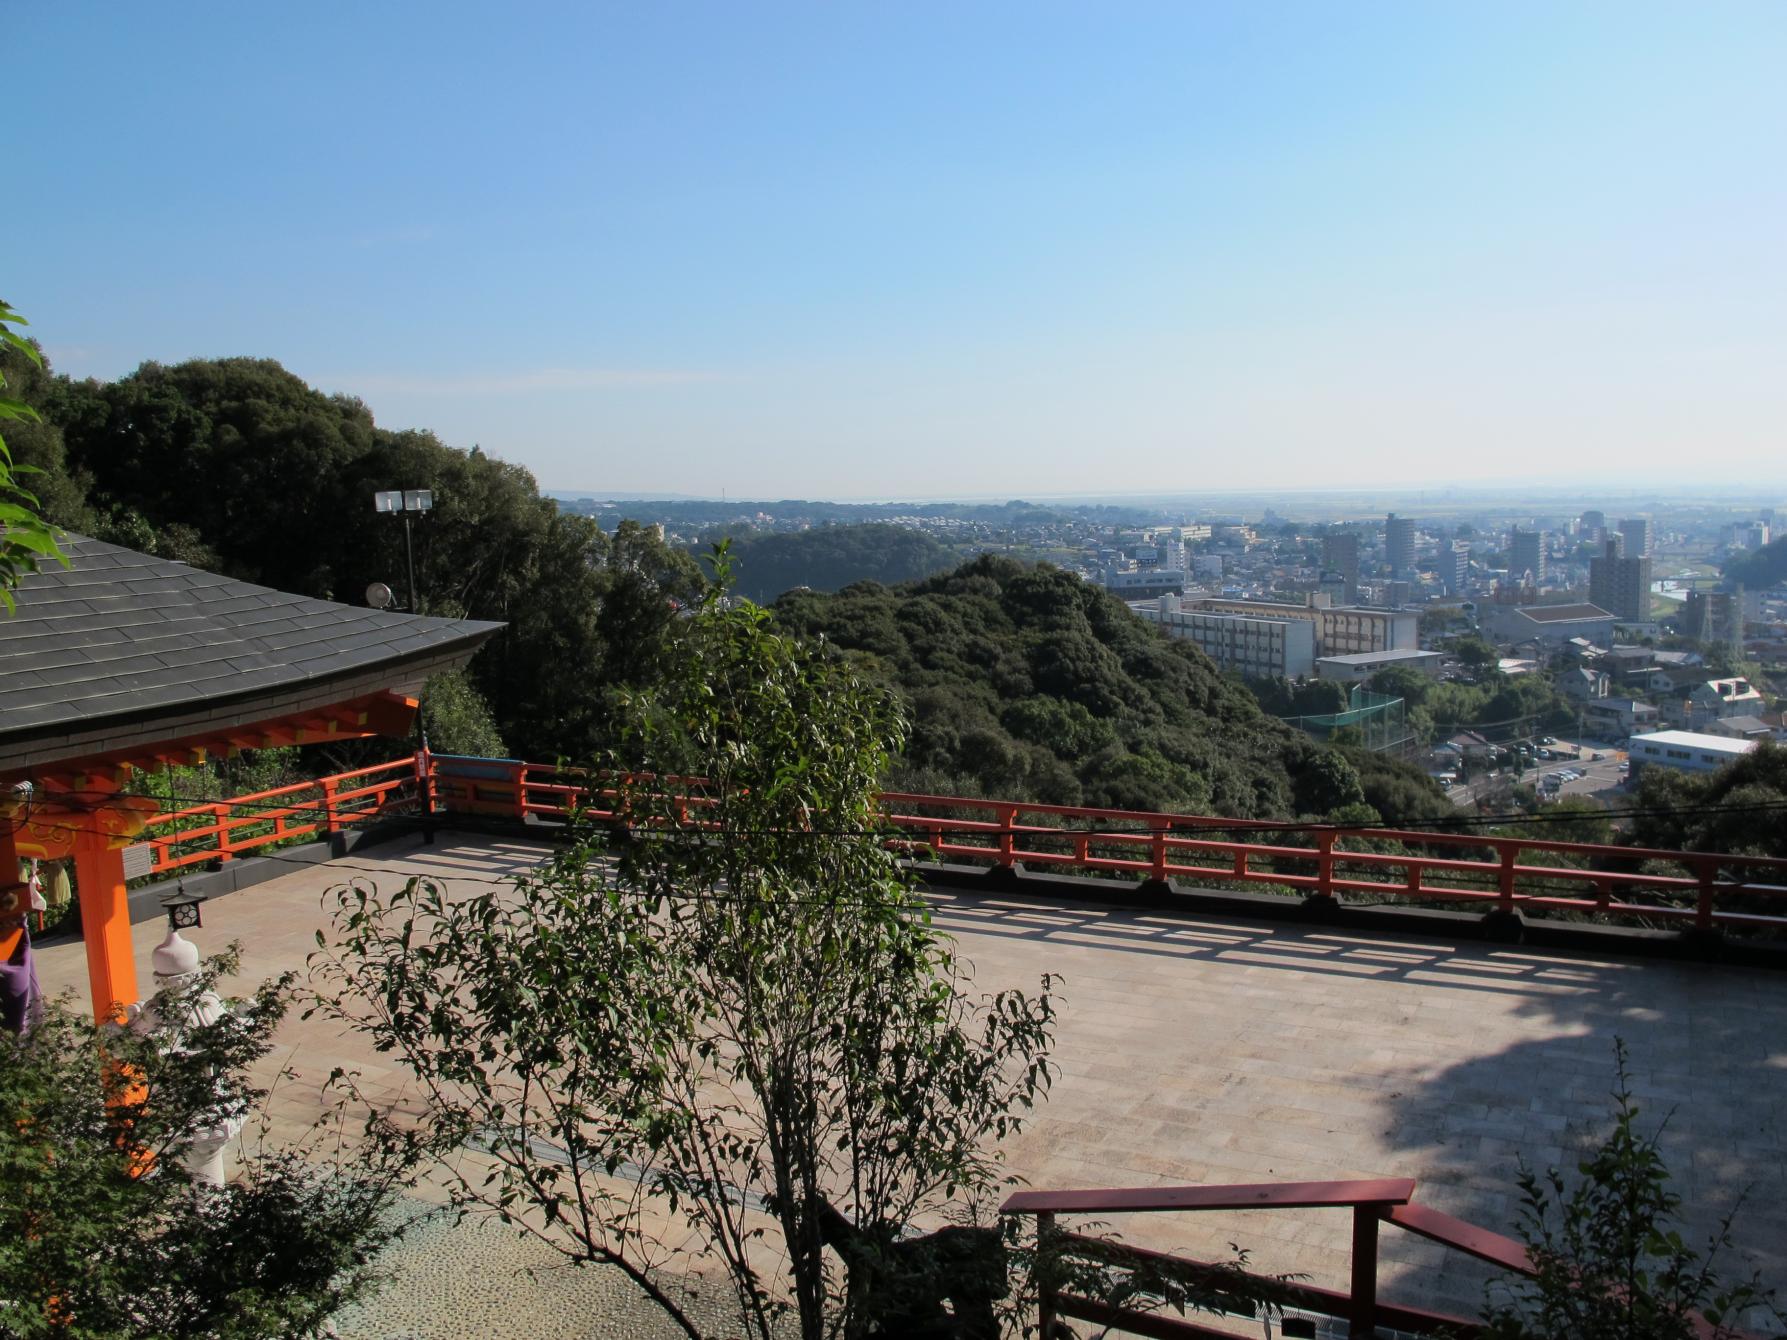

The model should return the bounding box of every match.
[366,582,396,610]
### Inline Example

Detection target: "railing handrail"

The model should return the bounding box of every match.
[879,788,1787,872]
[125,754,1787,932]
[1003,1176,1758,1340]
[1002,1178,1416,1215]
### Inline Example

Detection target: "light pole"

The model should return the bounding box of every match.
[373,489,433,613]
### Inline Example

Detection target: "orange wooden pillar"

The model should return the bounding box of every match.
[1,821,24,977]
[72,828,139,1023]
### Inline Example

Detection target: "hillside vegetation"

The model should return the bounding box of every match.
[773,557,1452,824]
[698,523,956,603]
[4,351,705,762]
[1723,534,1787,591]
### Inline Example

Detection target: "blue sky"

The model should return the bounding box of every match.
[15,3,1786,497]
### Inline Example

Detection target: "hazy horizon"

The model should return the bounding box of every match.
[17,4,1787,497]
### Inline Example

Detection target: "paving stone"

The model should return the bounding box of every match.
[29,832,1787,1335]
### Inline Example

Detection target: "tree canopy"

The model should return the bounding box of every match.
[6,351,705,763]
[696,521,956,603]
[1721,534,1787,590]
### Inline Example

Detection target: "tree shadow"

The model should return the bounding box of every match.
[919,887,1787,1321]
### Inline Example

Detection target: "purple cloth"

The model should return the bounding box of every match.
[0,926,35,1036]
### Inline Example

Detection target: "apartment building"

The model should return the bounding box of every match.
[1134,595,1317,678]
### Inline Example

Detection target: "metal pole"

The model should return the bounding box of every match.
[402,513,418,614]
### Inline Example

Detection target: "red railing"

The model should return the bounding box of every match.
[138,758,418,876]
[874,791,1787,933]
[1001,1178,1754,1339]
[135,754,1787,935]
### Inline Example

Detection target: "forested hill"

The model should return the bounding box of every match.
[699,524,956,603]
[3,352,708,763]
[771,556,1450,824]
[1723,535,1787,590]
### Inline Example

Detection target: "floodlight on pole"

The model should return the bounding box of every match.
[372,488,434,612]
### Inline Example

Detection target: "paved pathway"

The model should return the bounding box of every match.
[31,833,1787,1334]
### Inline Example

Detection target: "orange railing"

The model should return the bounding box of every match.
[139,758,418,876]
[1001,1177,1760,1339]
[136,754,1787,935]
[874,791,1787,933]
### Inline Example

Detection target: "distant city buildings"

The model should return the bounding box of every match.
[1480,601,1617,647]
[1508,527,1546,584]
[1189,595,1418,657]
[1385,513,1416,578]
[1102,568,1186,600]
[1618,517,1653,559]
[1134,594,1316,679]
[1314,648,1445,683]
[1627,730,1757,777]
[1588,539,1651,623]
[1321,531,1361,604]
[1443,540,1470,596]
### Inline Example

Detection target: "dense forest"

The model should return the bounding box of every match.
[6,347,1450,826]
[3,351,705,763]
[694,523,957,603]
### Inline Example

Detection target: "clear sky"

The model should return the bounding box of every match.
[14,3,1786,498]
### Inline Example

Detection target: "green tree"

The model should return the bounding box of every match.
[1722,535,1787,590]
[0,301,68,611]
[312,575,1057,1340]
[1452,634,1500,676]
[1625,742,1787,859]
[699,522,956,603]
[1483,1041,1777,1340]
[0,952,414,1338]
[418,667,506,757]
[18,355,705,762]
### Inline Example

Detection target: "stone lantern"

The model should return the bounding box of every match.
[125,892,248,1188]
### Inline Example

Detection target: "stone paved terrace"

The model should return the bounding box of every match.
[31,832,1787,1336]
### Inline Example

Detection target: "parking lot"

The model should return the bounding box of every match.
[1533,735,1628,799]
[1445,735,1630,808]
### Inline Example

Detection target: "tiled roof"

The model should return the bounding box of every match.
[1,535,503,754]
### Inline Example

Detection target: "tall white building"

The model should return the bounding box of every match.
[1134,595,1316,679]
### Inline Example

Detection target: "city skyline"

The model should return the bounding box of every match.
[15,3,1787,497]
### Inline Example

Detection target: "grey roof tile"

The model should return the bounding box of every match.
[1,534,504,748]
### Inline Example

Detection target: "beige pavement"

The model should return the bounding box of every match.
[31,832,1787,1330]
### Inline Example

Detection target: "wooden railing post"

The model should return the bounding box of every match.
[1035,1210,1058,1339]
[511,761,528,821]
[321,776,341,834]
[1315,829,1336,900]
[414,748,434,817]
[1694,855,1719,934]
[997,805,1017,869]
[1497,843,1518,914]
[1149,819,1169,884]
[213,803,232,863]
[1350,1204,1380,1338]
